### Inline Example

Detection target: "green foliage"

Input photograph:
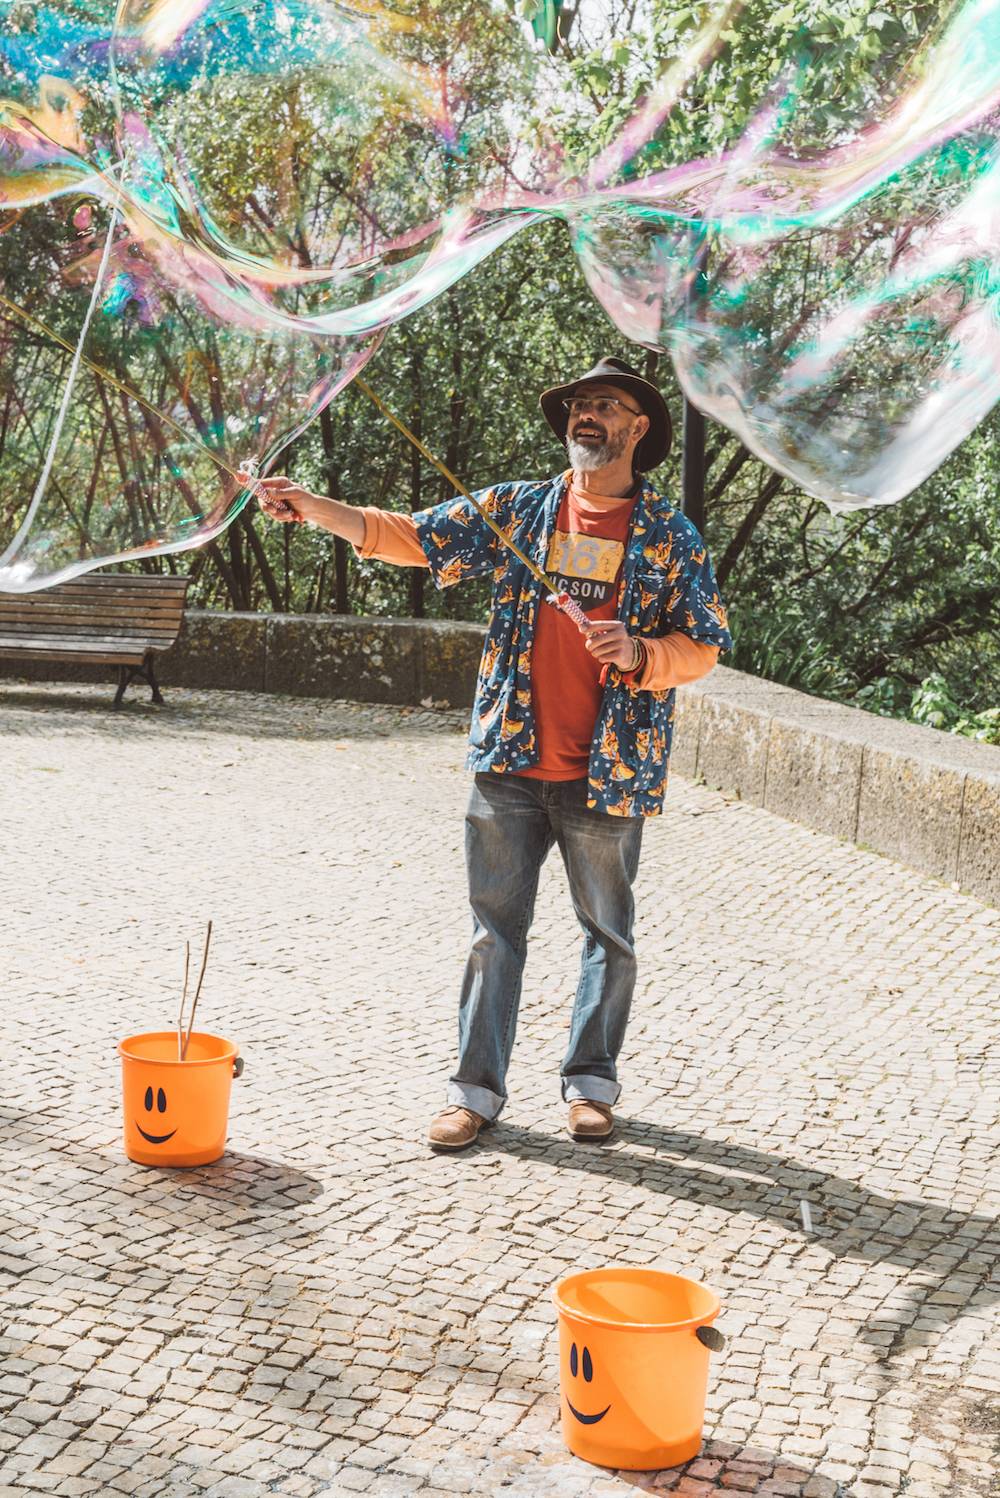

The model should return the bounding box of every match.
[910,673,1000,744]
[725,599,851,698]
[909,671,959,731]
[533,0,945,175]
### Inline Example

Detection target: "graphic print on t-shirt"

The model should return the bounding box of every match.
[546,529,625,610]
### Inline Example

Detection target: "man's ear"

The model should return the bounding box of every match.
[634,413,650,440]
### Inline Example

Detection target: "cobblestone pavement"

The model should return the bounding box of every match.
[1,681,998,1498]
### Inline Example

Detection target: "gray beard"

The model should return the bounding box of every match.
[566,428,629,472]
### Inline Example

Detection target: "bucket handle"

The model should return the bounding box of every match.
[696,1325,725,1353]
[233,1056,244,1079]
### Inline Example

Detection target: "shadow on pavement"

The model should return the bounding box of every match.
[181,1149,325,1207]
[0,1108,325,1258]
[480,1118,1000,1352]
[619,1440,849,1496]
[0,682,467,741]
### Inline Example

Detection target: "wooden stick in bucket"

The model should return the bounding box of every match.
[177,941,190,1062]
[181,921,213,1061]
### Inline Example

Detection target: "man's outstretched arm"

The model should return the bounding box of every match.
[256,477,428,567]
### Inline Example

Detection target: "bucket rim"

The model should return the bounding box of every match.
[118,1031,239,1066]
[552,1266,721,1333]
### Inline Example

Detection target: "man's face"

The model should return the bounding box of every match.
[565,383,648,473]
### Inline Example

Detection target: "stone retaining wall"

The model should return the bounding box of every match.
[4,608,998,904]
[672,668,1000,907]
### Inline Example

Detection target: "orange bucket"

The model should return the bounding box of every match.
[118,1031,243,1167]
[553,1266,724,1470]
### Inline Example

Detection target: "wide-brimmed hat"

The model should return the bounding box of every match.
[539,356,672,471]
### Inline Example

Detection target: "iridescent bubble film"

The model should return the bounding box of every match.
[1,0,998,588]
[573,0,1000,512]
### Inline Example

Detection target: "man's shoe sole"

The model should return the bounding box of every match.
[568,1121,614,1143]
[428,1119,494,1152]
[428,1133,479,1152]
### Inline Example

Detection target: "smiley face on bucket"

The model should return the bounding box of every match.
[565,1341,610,1425]
[135,1084,177,1146]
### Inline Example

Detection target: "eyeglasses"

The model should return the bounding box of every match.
[562,395,643,419]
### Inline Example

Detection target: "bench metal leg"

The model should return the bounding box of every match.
[146,652,165,705]
[112,654,164,709]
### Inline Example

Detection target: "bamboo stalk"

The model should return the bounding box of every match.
[181,920,213,1060]
[177,941,190,1061]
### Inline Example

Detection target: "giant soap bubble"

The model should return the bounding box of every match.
[1,0,999,589]
[0,0,539,589]
[573,0,1000,511]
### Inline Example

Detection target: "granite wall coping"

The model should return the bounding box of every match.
[677,665,1000,907]
[3,610,997,905]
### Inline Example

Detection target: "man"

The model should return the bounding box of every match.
[258,356,731,1150]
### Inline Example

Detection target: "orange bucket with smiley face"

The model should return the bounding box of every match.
[118,1031,243,1167]
[553,1267,725,1471]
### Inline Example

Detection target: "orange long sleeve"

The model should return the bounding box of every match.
[356,507,429,567]
[635,633,719,691]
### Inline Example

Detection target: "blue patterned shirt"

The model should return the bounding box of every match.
[414,472,731,817]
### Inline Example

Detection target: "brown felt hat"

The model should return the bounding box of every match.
[539,356,672,471]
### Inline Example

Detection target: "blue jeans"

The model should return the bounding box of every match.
[447,774,644,1121]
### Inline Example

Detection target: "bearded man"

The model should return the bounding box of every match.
[259,357,731,1150]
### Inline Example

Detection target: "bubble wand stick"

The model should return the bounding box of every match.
[352,376,592,635]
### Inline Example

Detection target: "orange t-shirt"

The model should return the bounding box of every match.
[516,484,636,782]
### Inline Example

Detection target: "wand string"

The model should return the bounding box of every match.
[0,291,259,493]
[0,291,590,629]
[354,376,569,605]
[177,940,190,1062]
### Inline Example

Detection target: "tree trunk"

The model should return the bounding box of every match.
[409,348,425,619]
[319,404,349,614]
[715,471,783,589]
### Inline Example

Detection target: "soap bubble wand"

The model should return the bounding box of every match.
[248,377,594,637]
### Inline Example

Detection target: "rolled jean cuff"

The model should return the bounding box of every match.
[447,1080,504,1122]
[561,1075,621,1106]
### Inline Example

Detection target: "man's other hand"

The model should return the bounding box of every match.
[583,619,641,671]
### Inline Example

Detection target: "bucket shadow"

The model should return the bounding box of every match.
[0,1108,324,1262]
[176,1150,324,1209]
[481,1119,1000,1353]
[619,1440,848,1495]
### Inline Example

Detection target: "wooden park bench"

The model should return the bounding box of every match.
[0,573,190,708]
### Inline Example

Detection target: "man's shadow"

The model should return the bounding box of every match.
[480,1117,1000,1354]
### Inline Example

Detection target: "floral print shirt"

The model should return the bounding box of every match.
[413,471,731,817]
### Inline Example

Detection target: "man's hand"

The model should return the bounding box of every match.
[256,475,317,524]
[583,619,642,671]
[254,476,367,549]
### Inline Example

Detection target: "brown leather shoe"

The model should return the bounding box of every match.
[568,1100,614,1142]
[428,1106,488,1151]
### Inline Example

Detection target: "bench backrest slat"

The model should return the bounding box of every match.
[0,573,190,653]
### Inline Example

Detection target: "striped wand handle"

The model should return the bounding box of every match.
[546,590,591,634]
